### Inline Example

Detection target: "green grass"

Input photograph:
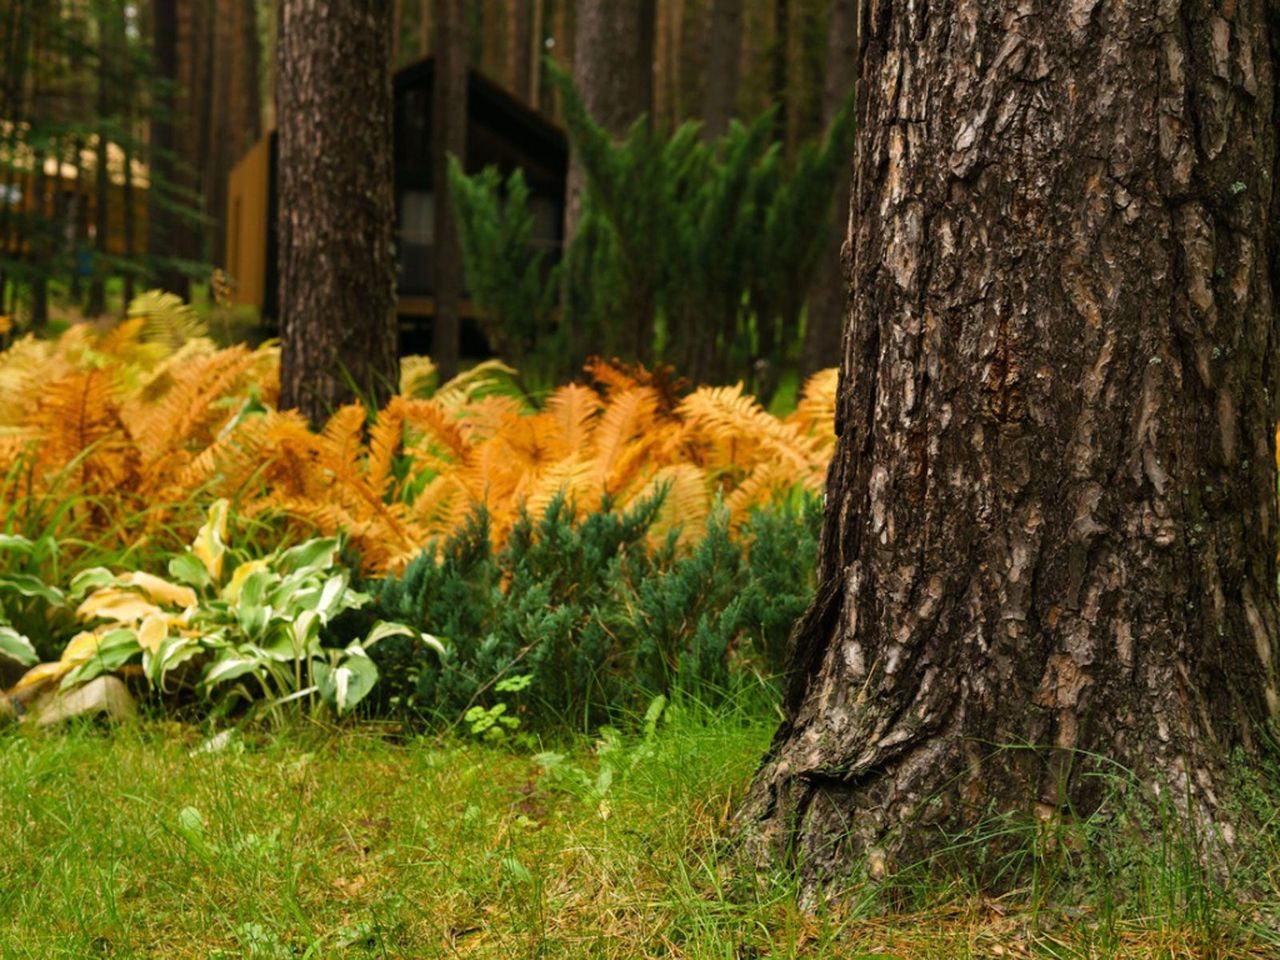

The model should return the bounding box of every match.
[1,699,1277,959]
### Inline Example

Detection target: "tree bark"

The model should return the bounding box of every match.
[430,0,467,382]
[506,0,530,99]
[740,0,1280,894]
[87,1,115,318]
[798,0,856,380]
[564,0,656,357]
[148,0,189,297]
[700,0,742,139]
[276,0,399,427]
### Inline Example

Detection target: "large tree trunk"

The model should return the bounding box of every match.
[740,0,1280,893]
[798,0,856,381]
[700,0,742,139]
[430,0,467,382]
[276,0,399,427]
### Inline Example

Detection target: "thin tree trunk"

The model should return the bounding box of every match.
[418,0,431,57]
[122,135,135,308]
[564,0,655,357]
[798,0,856,380]
[700,0,741,138]
[430,0,467,381]
[276,0,399,426]
[149,0,188,297]
[740,0,1280,894]
[771,0,789,153]
[67,137,85,305]
[87,5,112,318]
[528,0,544,107]
[30,149,48,331]
[506,0,530,99]
[204,0,231,271]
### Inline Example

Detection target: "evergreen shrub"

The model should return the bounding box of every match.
[364,493,821,727]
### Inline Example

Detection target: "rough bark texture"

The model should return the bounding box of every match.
[799,0,858,380]
[701,0,743,138]
[276,0,398,427]
[430,0,467,382]
[564,0,655,269]
[740,0,1280,892]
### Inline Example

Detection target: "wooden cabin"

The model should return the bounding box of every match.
[225,57,568,340]
[0,133,148,260]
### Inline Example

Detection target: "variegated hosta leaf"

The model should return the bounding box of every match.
[276,538,340,577]
[201,654,262,690]
[193,499,229,583]
[147,634,203,689]
[77,588,167,626]
[314,651,378,715]
[223,559,269,604]
[70,567,115,600]
[60,628,141,689]
[168,553,211,590]
[0,572,65,607]
[0,626,37,666]
[117,572,198,610]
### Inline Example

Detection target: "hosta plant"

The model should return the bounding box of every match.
[0,533,67,669]
[12,501,439,719]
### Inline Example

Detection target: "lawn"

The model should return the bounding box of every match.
[3,698,1276,959]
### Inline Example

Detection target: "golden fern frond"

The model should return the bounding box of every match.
[127,337,219,405]
[127,289,208,348]
[177,407,277,495]
[0,335,66,426]
[26,368,138,496]
[454,394,525,444]
[678,383,814,470]
[321,404,367,481]
[257,496,412,573]
[519,453,601,526]
[127,345,259,468]
[399,354,438,398]
[28,369,123,469]
[432,359,522,410]
[545,382,604,452]
[724,460,803,525]
[584,357,646,396]
[399,398,472,463]
[590,386,660,482]
[365,397,408,500]
[628,463,711,548]
[787,367,839,441]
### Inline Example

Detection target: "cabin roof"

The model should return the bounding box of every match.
[392,57,568,168]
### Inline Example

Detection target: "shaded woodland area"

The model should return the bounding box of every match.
[4,2,1280,954]
[1,0,856,403]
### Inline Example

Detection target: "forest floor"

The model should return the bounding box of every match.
[1,700,1277,959]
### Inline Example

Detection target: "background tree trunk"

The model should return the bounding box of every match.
[86,0,114,318]
[148,0,188,297]
[740,0,1280,893]
[564,0,655,358]
[430,0,467,382]
[700,0,742,139]
[798,0,856,380]
[506,0,531,100]
[276,0,399,427]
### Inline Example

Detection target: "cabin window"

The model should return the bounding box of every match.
[529,196,559,251]
[397,189,435,292]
